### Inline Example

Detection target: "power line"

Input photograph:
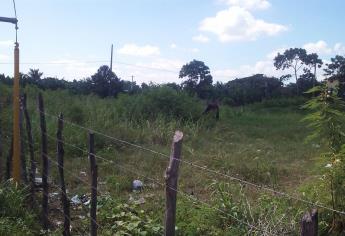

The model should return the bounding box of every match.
[0,60,109,65]
[0,59,179,74]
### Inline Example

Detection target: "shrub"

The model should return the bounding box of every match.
[114,86,203,123]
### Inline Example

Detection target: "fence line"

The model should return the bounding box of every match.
[2,131,165,235]
[2,128,272,234]
[33,109,345,216]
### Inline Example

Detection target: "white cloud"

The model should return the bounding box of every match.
[303,40,345,55]
[220,0,271,10]
[114,58,183,84]
[334,43,345,55]
[118,43,160,57]
[303,40,332,55]
[214,59,282,82]
[192,34,210,43]
[170,43,177,49]
[266,47,287,60]
[140,58,183,72]
[199,6,288,43]
[38,59,99,80]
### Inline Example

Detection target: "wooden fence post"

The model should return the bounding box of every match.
[89,132,98,236]
[19,98,28,183]
[57,113,70,236]
[38,93,49,230]
[301,209,318,236]
[22,94,36,205]
[164,131,183,236]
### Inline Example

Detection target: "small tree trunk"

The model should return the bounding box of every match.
[19,99,28,183]
[56,113,70,236]
[22,94,36,206]
[38,93,49,229]
[89,133,98,236]
[295,68,299,95]
[164,131,183,236]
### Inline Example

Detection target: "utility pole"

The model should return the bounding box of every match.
[110,44,113,71]
[0,2,21,183]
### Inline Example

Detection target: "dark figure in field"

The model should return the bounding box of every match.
[202,100,219,120]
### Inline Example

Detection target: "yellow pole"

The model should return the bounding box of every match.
[12,42,21,183]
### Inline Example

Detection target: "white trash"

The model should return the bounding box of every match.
[132,180,143,191]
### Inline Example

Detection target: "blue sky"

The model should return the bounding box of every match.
[1,0,345,84]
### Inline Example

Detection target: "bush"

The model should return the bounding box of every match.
[114,86,203,123]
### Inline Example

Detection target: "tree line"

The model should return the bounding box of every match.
[0,48,344,106]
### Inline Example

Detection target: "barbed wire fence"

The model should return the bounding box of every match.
[0,92,331,235]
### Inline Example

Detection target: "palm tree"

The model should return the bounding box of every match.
[27,69,43,82]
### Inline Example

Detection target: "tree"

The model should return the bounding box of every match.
[274,48,309,94]
[305,53,323,79]
[324,55,345,97]
[27,69,43,82]
[179,59,213,99]
[223,74,282,105]
[324,55,345,77]
[86,65,122,97]
[302,53,323,94]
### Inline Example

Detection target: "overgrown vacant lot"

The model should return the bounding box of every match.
[0,85,326,235]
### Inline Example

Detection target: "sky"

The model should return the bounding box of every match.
[0,0,345,84]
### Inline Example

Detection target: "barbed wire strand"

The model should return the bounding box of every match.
[3,124,269,234]
[1,134,100,235]
[35,109,345,216]
[34,132,269,235]
[2,131,163,235]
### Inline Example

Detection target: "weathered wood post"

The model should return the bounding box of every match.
[301,209,318,236]
[56,113,70,236]
[164,131,183,236]
[89,132,98,236]
[22,94,36,205]
[19,97,28,183]
[38,93,49,229]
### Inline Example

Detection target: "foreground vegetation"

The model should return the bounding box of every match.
[2,81,343,235]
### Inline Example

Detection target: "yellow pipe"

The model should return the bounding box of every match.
[12,42,20,183]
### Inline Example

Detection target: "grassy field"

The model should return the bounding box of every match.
[0,84,329,235]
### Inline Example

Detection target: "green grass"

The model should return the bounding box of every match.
[0,84,327,235]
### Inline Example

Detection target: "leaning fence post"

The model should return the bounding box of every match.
[19,97,28,183]
[22,94,36,205]
[38,93,49,230]
[164,131,183,236]
[89,132,98,236]
[301,209,318,236]
[57,113,70,236]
